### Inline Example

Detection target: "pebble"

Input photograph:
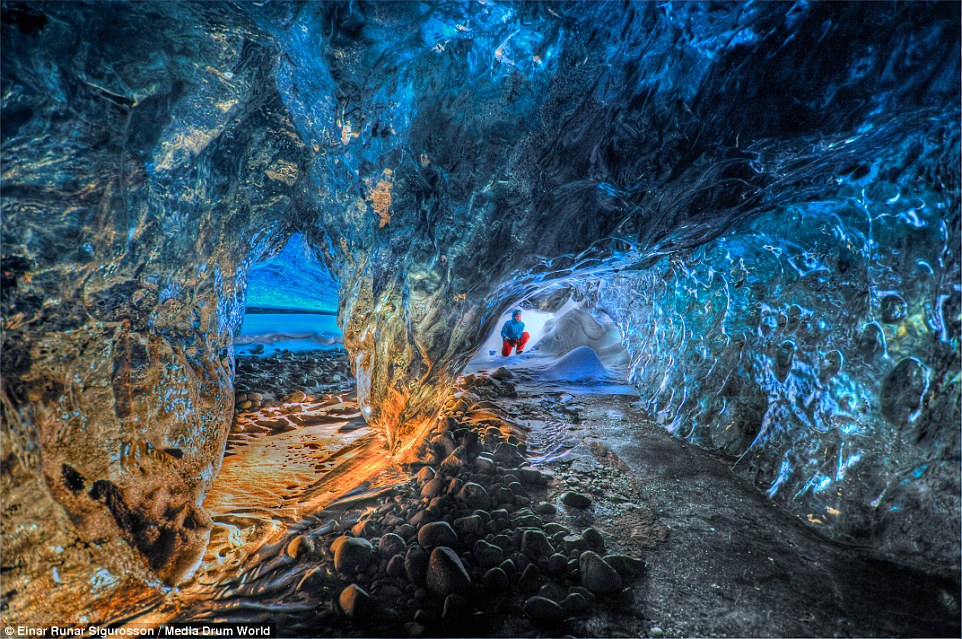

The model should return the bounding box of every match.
[473,539,504,569]
[418,521,458,549]
[331,536,373,574]
[455,482,491,509]
[442,593,469,622]
[518,468,545,485]
[521,529,554,562]
[420,477,445,499]
[562,492,592,508]
[604,554,644,579]
[453,514,485,537]
[338,584,373,618]
[405,546,429,585]
[379,533,406,557]
[579,551,622,595]
[533,502,557,515]
[518,563,540,592]
[650,627,664,638]
[386,554,406,578]
[416,466,435,483]
[562,591,588,614]
[426,546,472,599]
[492,442,524,467]
[523,596,565,625]
[546,553,568,577]
[482,566,510,591]
[582,527,605,551]
[286,535,313,559]
[491,366,514,380]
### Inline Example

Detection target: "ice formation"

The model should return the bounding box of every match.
[1,0,958,606]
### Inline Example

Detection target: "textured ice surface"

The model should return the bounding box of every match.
[1,0,958,601]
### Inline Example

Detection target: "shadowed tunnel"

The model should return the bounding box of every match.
[1,1,959,637]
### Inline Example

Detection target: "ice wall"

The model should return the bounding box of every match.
[574,113,960,572]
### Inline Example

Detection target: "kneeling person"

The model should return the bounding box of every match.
[501,309,530,356]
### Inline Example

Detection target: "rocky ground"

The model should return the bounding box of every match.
[160,349,960,638]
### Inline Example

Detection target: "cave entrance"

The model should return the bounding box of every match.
[191,235,400,582]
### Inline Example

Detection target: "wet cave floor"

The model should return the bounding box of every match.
[133,349,959,638]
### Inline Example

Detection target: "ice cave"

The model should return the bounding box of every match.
[1,1,959,637]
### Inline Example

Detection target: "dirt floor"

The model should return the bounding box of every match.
[136,349,959,638]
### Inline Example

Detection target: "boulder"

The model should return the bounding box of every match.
[418,521,459,549]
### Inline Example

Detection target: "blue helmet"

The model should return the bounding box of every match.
[511,308,522,316]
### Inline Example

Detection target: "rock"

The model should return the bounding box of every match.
[442,593,469,622]
[562,534,589,554]
[604,554,644,579]
[386,553,406,578]
[352,519,378,537]
[582,527,605,551]
[533,502,557,515]
[426,547,472,599]
[402,622,425,638]
[579,551,622,595]
[453,515,485,537]
[521,529,554,562]
[420,477,446,499]
[491,366,514,380]
[455,483,491,509]
[650,627,664,638]
[562,492,591,508]
[339,584,374,619]
[439,451,465,473]
[418,521,458,549]
[482,566,510,591]
[518,563,540,592]
[546,553,568,577]
[474,456,496,474]
[331,536,374,574]
[493,442,524,467]
[543,522,569,536]
[379,533,406,557]
[405,546,429,585]
[286,534,314,559]
[410,509,437,527]
[518,468,546,485]
[524,596,565,625]
[499,558,517,576]
[473,539,504,569]
[431,433,457,458]
[562,592,588,614]
[416,466,436,483]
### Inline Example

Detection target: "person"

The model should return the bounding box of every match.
[500,309,530,356]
